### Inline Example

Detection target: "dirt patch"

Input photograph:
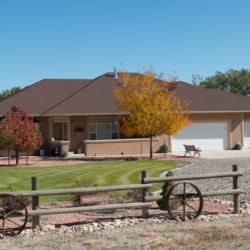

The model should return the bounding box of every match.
[2,215,250,249]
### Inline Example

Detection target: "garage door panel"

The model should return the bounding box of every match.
[244,122,250,148]
[172,123,228,151]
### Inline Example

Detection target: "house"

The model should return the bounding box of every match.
[0,69,250,157]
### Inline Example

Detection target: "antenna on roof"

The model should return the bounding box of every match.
[114,68,118,78]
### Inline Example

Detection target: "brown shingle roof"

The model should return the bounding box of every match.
[175,81,250,111]
[45,72,130,115]
[0,79,92,115]
[0,74,250,116]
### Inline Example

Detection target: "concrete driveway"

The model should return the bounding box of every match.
[169,149,250,159]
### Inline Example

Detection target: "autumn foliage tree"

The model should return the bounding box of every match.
[0,105,42,165]
[113,68,190,159]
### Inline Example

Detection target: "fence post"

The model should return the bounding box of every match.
[141,170,149,219]
[232,165,240,214]
[32,177,40,229]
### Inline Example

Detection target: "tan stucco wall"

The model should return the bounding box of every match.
[70,116,87,153]
[84,135,169,156]
[48,141,70,156]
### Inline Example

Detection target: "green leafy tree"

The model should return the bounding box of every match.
[192,69,250,97]
[0,87,21,99]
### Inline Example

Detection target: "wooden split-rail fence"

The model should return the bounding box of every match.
[0,165,243,229]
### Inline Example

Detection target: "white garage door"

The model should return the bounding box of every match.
[244,122,250,148]
[172,123,228,151]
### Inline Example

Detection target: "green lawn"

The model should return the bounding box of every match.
[0,160,185,203]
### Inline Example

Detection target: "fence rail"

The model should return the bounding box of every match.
[0,184,152,198]
[144,189,244,202]
[9,202,152,217]
[143,172,243,183]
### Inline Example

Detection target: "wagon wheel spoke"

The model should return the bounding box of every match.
[183,183,186,221]
[172,203,183,211]
[3,197,6,238]
[6,208,20,217]
[185,202,198,212]
[186,194,198,201]
[6,217,23,228]
[171,193,184,203]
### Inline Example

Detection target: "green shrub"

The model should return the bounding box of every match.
[157,170,175,210]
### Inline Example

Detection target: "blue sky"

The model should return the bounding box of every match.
[0,0,249,90]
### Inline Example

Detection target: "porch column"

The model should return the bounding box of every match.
[241,113,244,148]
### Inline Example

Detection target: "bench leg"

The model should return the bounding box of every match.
[194,151,201,157]
[184,150,192,157]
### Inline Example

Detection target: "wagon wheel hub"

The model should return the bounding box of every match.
[165,182,203,222]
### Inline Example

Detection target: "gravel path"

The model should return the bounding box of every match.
[172,158,250,204]
[2,215,250,250]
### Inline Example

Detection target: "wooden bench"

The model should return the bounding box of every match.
[183,144,201,157]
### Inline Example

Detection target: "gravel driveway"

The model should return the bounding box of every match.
[172,158,250,204]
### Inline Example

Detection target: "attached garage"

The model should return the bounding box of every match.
[244,122,250,148]
[172,123,228,151]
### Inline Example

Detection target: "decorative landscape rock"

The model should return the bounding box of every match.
[8,198,250,239]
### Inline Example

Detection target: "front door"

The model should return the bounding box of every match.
[54,123,63,141]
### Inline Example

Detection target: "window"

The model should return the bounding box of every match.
[90,123,119,140]
[53,117,68,141]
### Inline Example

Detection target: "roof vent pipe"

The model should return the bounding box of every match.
[114,68,118,78]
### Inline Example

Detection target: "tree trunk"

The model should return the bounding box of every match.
[8,147,9,166]
[150,135,153,160]
[26,151,29,165]
[16,151,19,165]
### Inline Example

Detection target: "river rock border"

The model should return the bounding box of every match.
[0,198,246,239]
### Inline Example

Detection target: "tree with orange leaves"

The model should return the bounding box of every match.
[113,68,190,159]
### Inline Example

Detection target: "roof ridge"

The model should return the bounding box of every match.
[41,74,105,115]
[176,82,250,110]
[41,78,92,80]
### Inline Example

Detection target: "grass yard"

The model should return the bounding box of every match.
[0,160,185,203]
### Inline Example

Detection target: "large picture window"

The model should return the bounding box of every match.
[90,123,119,140]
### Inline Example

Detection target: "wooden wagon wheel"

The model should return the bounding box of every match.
[166,182,203,221]
[0,194,28,239]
